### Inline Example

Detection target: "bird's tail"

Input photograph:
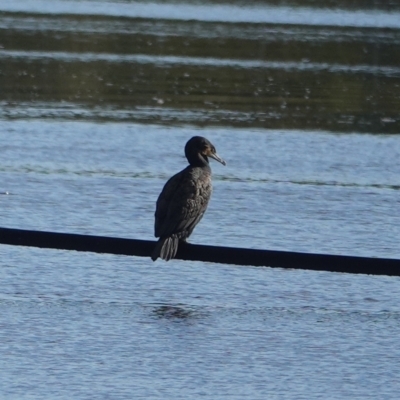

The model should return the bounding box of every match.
[151,236,179,261]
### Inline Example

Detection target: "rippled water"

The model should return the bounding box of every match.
[1,1,400,132]
[1,0,400,399]
[2,120,400,256]
[3,0,400,27]
[2,120,400,399]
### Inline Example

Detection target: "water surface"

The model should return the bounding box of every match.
[1,1,400,399]
[1,0,400,132]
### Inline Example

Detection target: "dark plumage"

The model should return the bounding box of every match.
[151,136,226,261]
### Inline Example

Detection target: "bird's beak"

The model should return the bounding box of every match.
[209,152,226,166]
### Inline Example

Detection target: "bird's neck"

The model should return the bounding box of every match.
[187,153,209,168]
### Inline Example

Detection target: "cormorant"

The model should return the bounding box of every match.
[151,136,226,261]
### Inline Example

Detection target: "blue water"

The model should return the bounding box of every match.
[3,0,400,28]
[1,120,400,399]
[2,120,400,256]
[1,247,400,399]
[1,0,400,398]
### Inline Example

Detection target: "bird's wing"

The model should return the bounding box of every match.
[154,171,186,237]
[154,168,211,238]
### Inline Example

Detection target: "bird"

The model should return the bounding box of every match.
[151,136,226,261]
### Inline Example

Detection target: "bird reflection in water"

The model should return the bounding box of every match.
[152,304,196,320]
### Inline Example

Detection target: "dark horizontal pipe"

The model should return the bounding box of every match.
[1,226,399,276]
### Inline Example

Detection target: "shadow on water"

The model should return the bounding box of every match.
[151,303,209,322]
